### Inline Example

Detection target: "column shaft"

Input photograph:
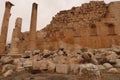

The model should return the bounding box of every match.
[29,3,38,51]
[9,18,22,54]
[0,1,14,54]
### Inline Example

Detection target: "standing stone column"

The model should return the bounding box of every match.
[29,3,38,51]
[0,1,14,54]
[9,18,22,55]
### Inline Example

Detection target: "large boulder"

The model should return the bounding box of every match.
[97,65,106,70]
[116,59,120,63]
[13,58,25,72]
[13,58,23,66]
[108,68,118,73]
[112,48,120,55]
[81,52,91,61]
[79,63,101,77]
[103,63,113,69]
[95,52,106,64]
[3,69,13,77]
[1,64,16,73]
[56,64,69,74]
[37,60,48,70]
[106,52,118,62]
[0,56,14,64]
[81,52,98,64]
[23,59,32,68]
[115,59,120,68]
[115,63,120,68]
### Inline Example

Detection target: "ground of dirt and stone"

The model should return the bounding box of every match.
[0,71,120,80]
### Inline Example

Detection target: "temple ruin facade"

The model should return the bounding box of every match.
[0,1,120,54]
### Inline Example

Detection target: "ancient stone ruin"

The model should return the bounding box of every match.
[37,1,120,51]
[0,1,120,54]
[0,1,120,79]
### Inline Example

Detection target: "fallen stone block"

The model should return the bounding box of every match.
[23,59,32,68]
[97,65,106,70]
[79,63,101,77]
[1,56,14,64]
[36,60,48,70]
[69,64,80,74]
[2,64,16,73]
[47,61,56,72]
[3,69,13,77]
[56,64,69,74]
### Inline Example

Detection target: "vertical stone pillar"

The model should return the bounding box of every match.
[0,1,14,54]
[29,3,38,51]
[9,18,22,54]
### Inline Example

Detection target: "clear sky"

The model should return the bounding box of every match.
[0,0,118,43]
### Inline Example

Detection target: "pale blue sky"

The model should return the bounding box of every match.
[0,0,118,42]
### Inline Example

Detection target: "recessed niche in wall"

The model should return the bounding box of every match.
[105,23,116,35]
[90,24,97,36]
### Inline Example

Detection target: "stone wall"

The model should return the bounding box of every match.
[9,1,120,53]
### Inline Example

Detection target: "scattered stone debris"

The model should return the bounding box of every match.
[0,47,120,78]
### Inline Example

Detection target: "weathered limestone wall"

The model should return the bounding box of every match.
[0,1,13,54]
[37,1,120,50]
[11,1,120,53]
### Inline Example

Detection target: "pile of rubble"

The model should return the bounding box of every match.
[0,46,120,78]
